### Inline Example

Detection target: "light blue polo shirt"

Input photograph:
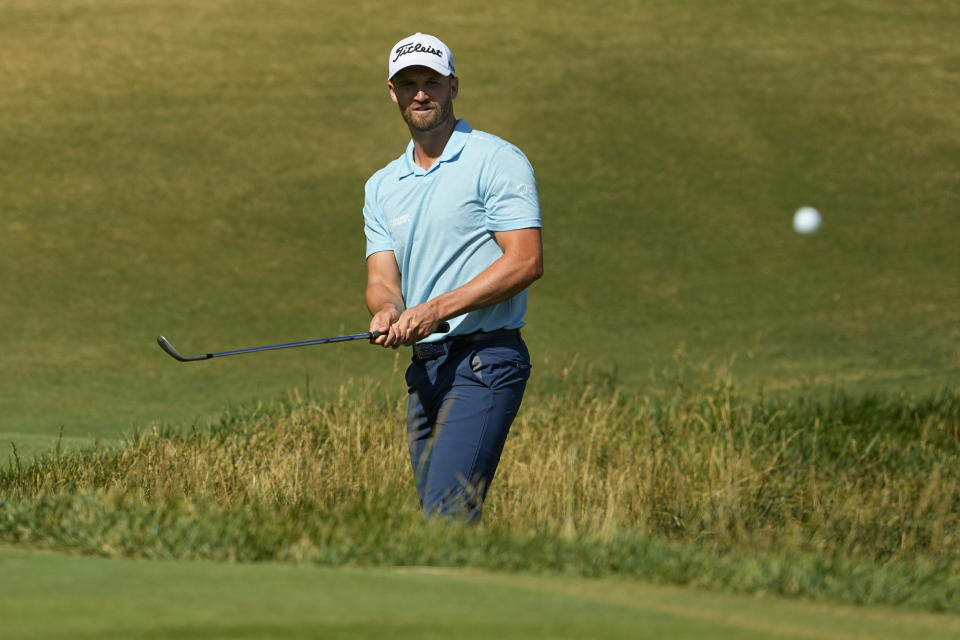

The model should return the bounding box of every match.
[364,119,541,342]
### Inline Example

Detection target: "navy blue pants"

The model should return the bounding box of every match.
[404,331,531,522]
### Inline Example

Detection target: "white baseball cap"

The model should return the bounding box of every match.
[388,33,455,80]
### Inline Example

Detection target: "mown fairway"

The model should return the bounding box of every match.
[2,0,959,636]
[2,0,958,446]
[4,546,960,640]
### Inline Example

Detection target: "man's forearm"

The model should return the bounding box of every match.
[371,229,542,345]
[366,283,405,317]
[428,249,542,322]
[413,228,542,325]
[365,251,405,317]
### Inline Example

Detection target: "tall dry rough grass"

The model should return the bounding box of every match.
[493,367,960,561]
[2,365,959,607]
[5,384,421,515]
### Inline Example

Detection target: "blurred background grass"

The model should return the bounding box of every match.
[1,0,958,452]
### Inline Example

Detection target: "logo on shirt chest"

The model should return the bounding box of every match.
[388,213,412,229]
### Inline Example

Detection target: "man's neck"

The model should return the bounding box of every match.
[410,118,457,171]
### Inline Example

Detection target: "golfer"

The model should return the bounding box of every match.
[364,33,543,521]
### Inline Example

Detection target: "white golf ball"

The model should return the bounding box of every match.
[793,206,821,234]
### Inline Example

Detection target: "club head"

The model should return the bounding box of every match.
[156,336,210,362]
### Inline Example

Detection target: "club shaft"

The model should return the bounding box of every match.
[209,333,371,358]
[157,321,450,362]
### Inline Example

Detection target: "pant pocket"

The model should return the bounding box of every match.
[467,347,531,390]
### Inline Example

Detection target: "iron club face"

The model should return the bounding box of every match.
[156,335,211,362]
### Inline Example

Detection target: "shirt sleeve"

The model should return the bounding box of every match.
[481,145,542,232]
[363,178,395,259]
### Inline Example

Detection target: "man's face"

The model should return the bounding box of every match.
[388,67,458,133]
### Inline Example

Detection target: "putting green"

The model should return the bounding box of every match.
[2,546,959,640]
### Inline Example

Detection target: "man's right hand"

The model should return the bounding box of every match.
[369,307,402,348]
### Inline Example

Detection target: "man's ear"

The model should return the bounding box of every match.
[388,81,399,104]
[450,76,459,99]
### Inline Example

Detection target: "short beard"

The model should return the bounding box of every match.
[400,97,454,133]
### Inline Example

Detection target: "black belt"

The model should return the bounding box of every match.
[412,328,521,361]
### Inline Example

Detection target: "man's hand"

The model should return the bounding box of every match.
[369,306,401,348]
[386,303,444,346]
[370,303,443,348]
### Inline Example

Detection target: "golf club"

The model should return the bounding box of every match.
[157,322,450,362]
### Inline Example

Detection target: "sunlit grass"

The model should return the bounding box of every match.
[3,364,958,610]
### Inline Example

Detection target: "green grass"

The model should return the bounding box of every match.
[1,0,958,446]
[3,546,960,640]
[4,431,116,465]
[2,0,960,635]
[3,372,959,611]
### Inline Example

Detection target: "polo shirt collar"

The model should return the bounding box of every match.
[399,119,472,178]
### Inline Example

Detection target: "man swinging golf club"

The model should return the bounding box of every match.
[364,33,543,521]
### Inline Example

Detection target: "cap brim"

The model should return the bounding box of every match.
[389,60,454,81]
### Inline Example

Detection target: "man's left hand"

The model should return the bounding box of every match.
[390,304,444,346]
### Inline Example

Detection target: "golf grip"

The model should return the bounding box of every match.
[370,321,450,340]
